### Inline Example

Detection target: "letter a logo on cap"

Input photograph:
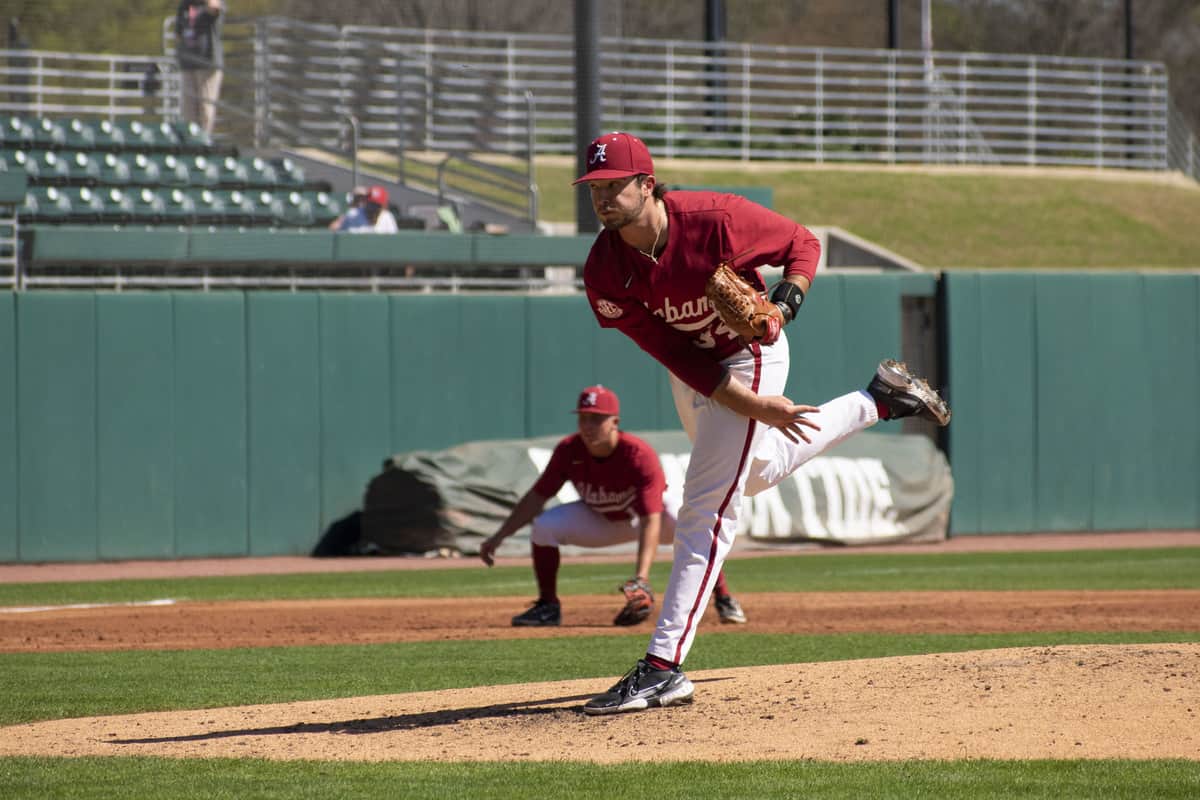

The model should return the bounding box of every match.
[573,132,655,185]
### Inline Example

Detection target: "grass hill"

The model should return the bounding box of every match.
[533,158,1200,270]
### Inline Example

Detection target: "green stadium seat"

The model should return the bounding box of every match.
[2,115,35,150]
[97,187,136,224]
[153,121,182,152]
[185,154,220,187]
[29,186,73,222]
[160,188,197,223]
[127,187,166,223]
[118,119,164,151]
[31,150,70,184]
[66,186,107,222]
[217,155,248,186]
[243,157,279,189]
[156,154,191,187]
[191,188,226,225]
[31,117,67,150]
[307,190,343,225]
[217,189,256,225]
[63,118,97,150]
[172,120,213,153]
[271,157,306,187]
[97,152,132,185]
[0,149,37,180]
[128,153,162,185]
[18,190,38,219]
[64,151,101,184]
[248,190,279,225]
[276,190,314,226]
[93,119,127,151]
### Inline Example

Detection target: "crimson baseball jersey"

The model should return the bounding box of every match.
[531,432,666,521]
[584,190,820,396]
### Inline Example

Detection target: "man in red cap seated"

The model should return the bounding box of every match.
[333,184,398,233]
[479,384,747,628]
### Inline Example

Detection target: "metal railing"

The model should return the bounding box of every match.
[15,261,584,294]
[228,16,1195,180]
[1,48,177,119]
[1168,100,1200,181]
[0,210,17,289]
[3,20,1197,185]
[161,18,536,223]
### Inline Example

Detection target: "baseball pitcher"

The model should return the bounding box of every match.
[575,132,950,714]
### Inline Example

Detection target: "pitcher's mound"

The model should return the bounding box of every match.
[1,643,1196,763]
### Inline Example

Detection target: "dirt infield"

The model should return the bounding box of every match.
[1,531,1198,762]
[3,590,1200,653]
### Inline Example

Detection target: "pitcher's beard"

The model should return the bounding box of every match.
[597,194,646,231]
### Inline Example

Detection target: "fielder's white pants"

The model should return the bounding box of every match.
[530,498,679,549]
[648,331,879,665]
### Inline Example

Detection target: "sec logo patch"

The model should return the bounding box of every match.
[595,299,623,319]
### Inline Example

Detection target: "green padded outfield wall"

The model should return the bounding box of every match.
[0,293,15,561]
[0,276,913,562]
[97,294,175,560]
[6,273,1196,561]
[944,271,1200,535]
[174,294,248,557]
[17,293,98,561]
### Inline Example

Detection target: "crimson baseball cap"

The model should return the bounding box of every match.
[366,185,388,206]
[573,385,620,416]
[572,132,654,184]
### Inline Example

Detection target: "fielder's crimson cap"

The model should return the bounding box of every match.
[366,185,388,206]
[572,132,654,184]
[573,385,620,416]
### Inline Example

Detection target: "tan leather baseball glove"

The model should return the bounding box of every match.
[613,578,654,626]
[705,262,784,345]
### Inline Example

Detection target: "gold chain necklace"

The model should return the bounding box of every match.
[637,200,665,263]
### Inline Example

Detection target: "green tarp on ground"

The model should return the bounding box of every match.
[355,430,952,556]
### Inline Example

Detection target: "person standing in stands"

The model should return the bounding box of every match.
[175,0,224,134]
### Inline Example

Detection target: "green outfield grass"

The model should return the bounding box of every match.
[1,546,1197,607]
[2,757,1198,800]
[535,159,1200,270]
[3,546,1199,797]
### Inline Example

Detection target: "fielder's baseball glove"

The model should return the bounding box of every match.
[613,578,655,626]
[705,262,784,345]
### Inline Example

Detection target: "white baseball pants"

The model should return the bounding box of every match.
[530,498,679,549]
[648,330,879,665]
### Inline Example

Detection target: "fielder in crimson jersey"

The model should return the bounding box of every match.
[478,385,746,627]
[575,132,951,715]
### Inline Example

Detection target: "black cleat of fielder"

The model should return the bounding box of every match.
[715,594,747,624]
[511,600,561,627]
[583,659,695,715]
[866,359,951,427]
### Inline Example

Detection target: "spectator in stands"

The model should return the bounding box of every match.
[328,186,369,231]
[175,0,224,135]
[334,185,398,234]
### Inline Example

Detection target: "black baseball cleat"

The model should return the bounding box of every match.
[866,359,951,427]
[511,600,561,627]
[583,659,695,715]
[715,594,747,624]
